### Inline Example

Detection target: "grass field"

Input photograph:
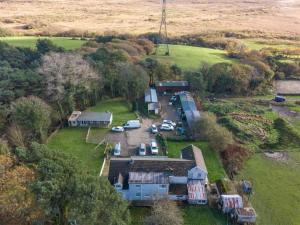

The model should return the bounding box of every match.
[239,153,300,225]
[0,36,86,50]
[153,44,234,70]
[243,39,300,50]
[47,98,135,175]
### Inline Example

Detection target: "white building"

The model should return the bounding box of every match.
[144,88,159,114]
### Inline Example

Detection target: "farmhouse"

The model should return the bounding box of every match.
[178,92,201,129]
[144,88,159,114]
[155,80,189,94]
[108,145,208,205]
[68,111,113,128]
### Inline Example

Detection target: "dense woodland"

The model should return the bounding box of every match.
[1,35,300,224]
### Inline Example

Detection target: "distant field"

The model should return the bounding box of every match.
[0,36,86,50]
[243,39,300,50]
[239,153,300,225]
[1,0,299,36]
[153,44,233,70]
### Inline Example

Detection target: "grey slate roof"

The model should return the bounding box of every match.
[129,172,169,184]
[178,92,201,128]
[77,112,112,122]
[155,80,188,87]
[181,145,207,172]
[145,88,158,103]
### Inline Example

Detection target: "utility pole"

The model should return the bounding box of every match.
[155,0,170,56]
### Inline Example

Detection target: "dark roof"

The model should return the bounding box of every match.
[178,92,200,128]
[145,88,158,103]
[155,81,189,87]
[169,184,188,195]
[181,145,207,172]
[108,156,195,185]
[77,112,112,122]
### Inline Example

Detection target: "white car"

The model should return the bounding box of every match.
[150,140,159,155]
[163,120,176,127]
[111,126,124,132]
[139,143,146,156]
[160,123,174,131]
[113,142,121,156]
[151,124,158,134]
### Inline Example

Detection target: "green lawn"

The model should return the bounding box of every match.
[88,98,136,126]
[0,36,86,50]
[47,128,102,175]
[167,140,227,182]
[239,153,300,225]
[153,44,234,70]
[47,98,135,175]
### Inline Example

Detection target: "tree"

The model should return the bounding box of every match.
[39,52,101,116]
[193,112,234,152]
[0,154,41,225]
[10,96,52,144]
[36,39,64,55]
[144,199,183,225]
[18,142,131,225]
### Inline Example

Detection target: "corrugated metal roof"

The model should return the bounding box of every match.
[187,180,207,201]
[77,112,112,122]
[221,195,243,212]
[179,92,201,128]
[129,172,168,184]
[145,88,158,103]
[155,81,189,87]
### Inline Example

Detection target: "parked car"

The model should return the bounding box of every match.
[170,95,177,102]
[163,119,176,127]
[113,142,121,156]
[123,120,141,129]
[111,126,124,132]
[160,123,174,131]
[150,140,158,154]
[139,143,146,156]
[151,124,158,133]
[273,95,286,102]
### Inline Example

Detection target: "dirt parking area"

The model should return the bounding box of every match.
[159,96,180,122]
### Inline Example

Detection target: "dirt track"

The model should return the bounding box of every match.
[0,0,299,36]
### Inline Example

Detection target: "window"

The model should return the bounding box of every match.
[136,193,141,197]
[135,184,141,188]
[160,184,167,188]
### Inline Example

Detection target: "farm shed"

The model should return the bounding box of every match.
[178,92,201,129]
[219,194,243,213]
[145,88,159,114]
[68,111,113,128]
[231,207,257,224]
[155,80,189,94]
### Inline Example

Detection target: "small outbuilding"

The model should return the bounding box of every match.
[155,81,189,94]
[231,207,257,224]
[145,88,159,114]
[219,194,243,213]
[68,111,113,128]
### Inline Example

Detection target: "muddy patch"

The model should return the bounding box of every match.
[264,151,289,162]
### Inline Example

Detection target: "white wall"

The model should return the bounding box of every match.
[188,167,207,181]
[128,183,169,201]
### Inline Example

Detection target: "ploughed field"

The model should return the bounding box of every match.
[0,0,300,36]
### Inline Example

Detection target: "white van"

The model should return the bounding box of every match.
[150,140,158,155]
[123,120,141,129]
[113,142,121,156]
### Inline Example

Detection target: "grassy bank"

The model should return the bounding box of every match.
[0,36,86,50]
[153,44,233,70]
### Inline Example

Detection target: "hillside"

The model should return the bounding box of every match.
[0,0,300,37]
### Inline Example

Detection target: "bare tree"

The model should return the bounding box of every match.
[39,52,101,102]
